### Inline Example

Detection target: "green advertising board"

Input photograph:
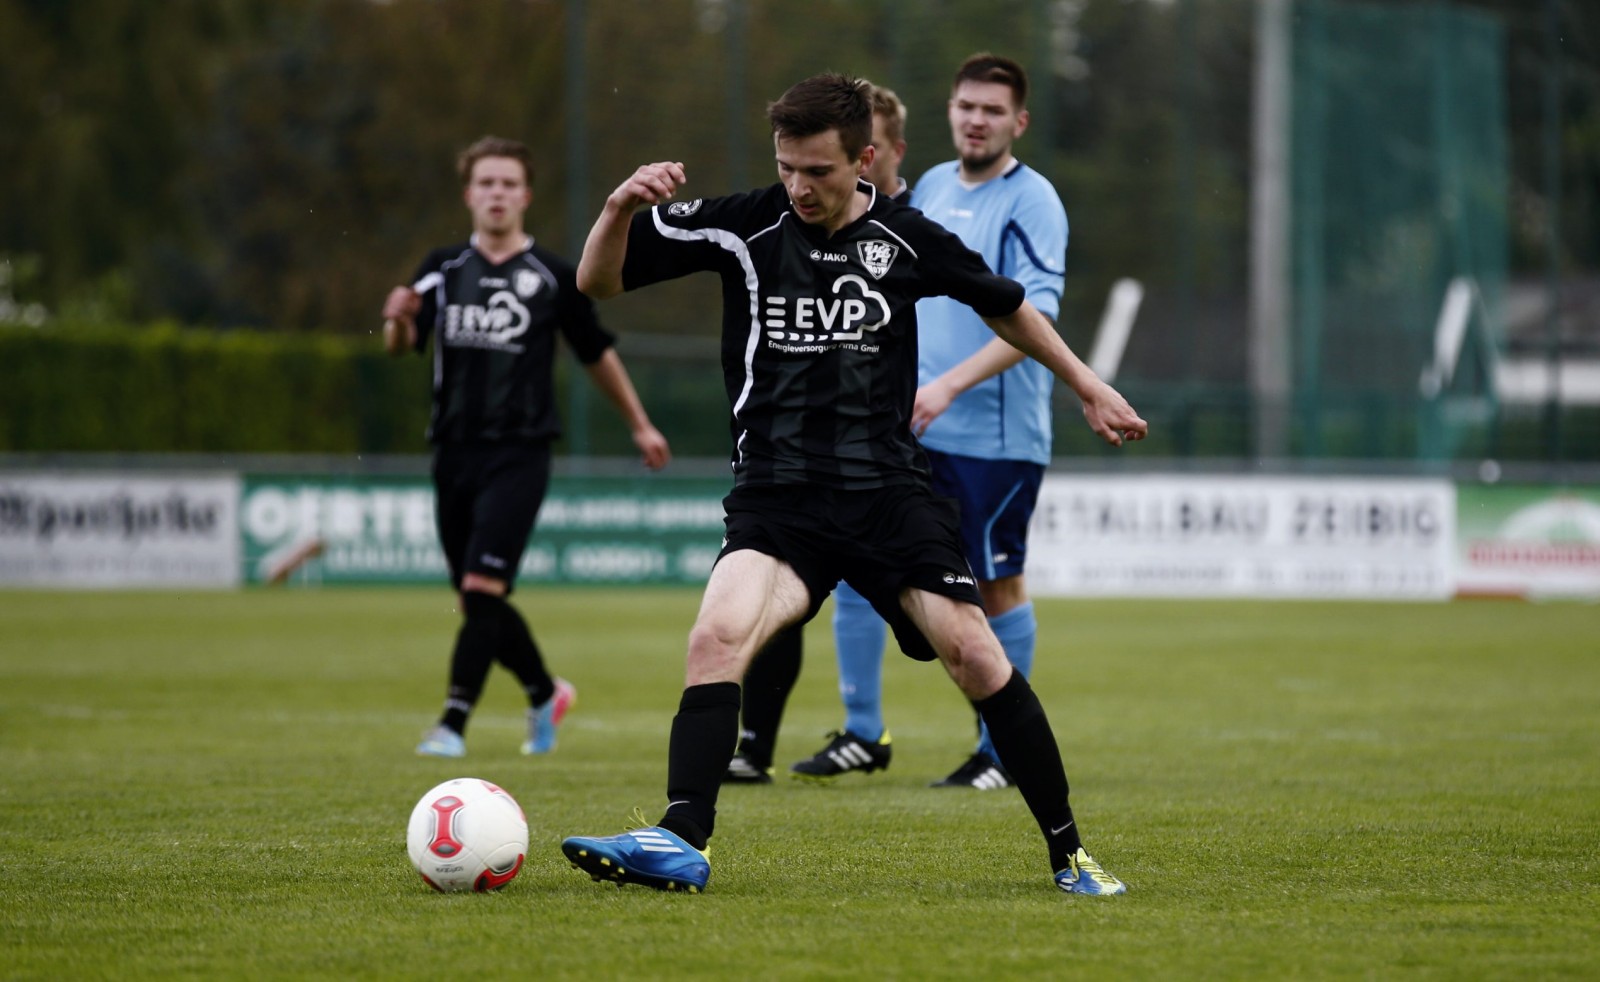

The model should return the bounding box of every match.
[1454,484,1600,599]
[239,475,728,586]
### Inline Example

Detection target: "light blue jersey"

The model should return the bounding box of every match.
[912,159,1068,465]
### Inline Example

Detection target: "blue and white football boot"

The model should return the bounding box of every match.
[1053,848,1128,895]
[561,810,711,893]
[415,724,465,758]
[522,677,576,755]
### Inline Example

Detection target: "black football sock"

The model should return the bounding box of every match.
[489,596,555,707]
[659,681,742,850]
[737,626,803,765]
[974,670,1085,868]
[441,591,504,734]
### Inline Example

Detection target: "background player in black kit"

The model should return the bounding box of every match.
[382,135,671,759]
[559,75,1144,896]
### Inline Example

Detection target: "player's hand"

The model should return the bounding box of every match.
[1081,381,1148,447]
[632,424,672,471]
[383,286,421,322]
[611,162,687,211]
[911,379,956,437]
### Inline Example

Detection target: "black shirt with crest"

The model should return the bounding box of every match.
[409,237,615,446]
[621,181,1023,490]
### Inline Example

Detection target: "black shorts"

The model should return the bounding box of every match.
[717,483,983,662]
[432,442,552,593]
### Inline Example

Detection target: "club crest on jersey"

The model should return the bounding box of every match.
[857,240,899,280]
[667,199,703,217]
[514,269,543,298]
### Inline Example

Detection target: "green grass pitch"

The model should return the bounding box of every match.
[1,588,1596,979]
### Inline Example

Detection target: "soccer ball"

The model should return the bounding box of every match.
[406,778,529,892]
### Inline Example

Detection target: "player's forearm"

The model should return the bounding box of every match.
[382,287,420,356]
[985,303,1099,399]
[932,336,1029,399]
[584,348,653,431]
[382,316,415,356]
[577,202,634,299]
[585,349,672,470]
[987,301,1148,447]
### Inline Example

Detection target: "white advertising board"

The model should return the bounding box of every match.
[0,474,241,588]
[1027,475,1456,599]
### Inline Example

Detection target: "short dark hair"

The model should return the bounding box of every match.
[457,136,534,186]
[870,85,907,146]
[953,52,1028,109]
[767,73,874,160]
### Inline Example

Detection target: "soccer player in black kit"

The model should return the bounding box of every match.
[382,136,670,759]
[559,76,1143,895]
[725,82,911,785]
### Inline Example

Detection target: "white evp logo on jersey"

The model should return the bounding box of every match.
[763,273,890,349]
[667,199,703,217]
[857,240,899,280]
[443,289,530,350]
[514,269,543,298]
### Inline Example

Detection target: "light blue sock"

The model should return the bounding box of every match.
[977,601,1037,761]
[833,582,887,741]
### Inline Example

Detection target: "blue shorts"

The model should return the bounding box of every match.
[924,448,1044,581]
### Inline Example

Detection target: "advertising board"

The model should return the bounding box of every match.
[0,474,241,587]
[1454,485,1600,599]
[1027,475,1456,599]
[239,475,727,586]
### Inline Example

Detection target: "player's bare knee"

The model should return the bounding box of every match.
[459,573,508,598]
[685,620,751,681]
[939,631,1006,698]
[686,620,728,657]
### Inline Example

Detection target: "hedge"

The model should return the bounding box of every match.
[0,324,433,454]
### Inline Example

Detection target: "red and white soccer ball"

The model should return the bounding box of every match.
[406,778,528,892]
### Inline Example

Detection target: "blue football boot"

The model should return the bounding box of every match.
[522,678,576,755]
[415,724,465,758]
[1053,848,1128,895]
[561,811,710,893]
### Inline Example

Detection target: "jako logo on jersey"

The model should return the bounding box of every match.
[857,240,899,280]
[444,290,530,348]
[667,199,703,217]
[942,572,976,586]
[809,249,849,263]
[763,273,890,344]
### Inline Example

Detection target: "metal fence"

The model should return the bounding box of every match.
[557,0,1596,475]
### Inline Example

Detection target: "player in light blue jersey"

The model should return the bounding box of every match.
[791,53,1079,789]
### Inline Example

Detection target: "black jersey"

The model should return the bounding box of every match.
[410,237,615,445]
[621,180,1023,489]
